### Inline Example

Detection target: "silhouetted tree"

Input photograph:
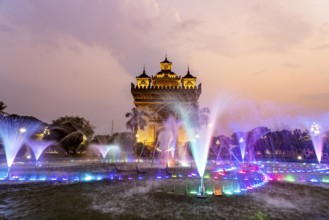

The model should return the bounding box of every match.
[246,127,270,161]
[90,134,118,145]
[125,108,149,134]
[49,116,94,155]
[125,108,149,155]
[0,101,8,116]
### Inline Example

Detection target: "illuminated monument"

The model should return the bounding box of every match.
[131,56,202,150]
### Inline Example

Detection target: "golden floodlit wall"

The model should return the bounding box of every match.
[131,57,201,150]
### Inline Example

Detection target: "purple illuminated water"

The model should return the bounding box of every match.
[180,112,216,178]
[0,116,41,168]
[89,144,120,160]
[156,115,180,162]
[310,122,324,163]
[27,140,55,161]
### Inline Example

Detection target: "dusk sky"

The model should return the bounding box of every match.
[1,0,329,135]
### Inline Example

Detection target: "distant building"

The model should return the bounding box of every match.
[131,56,202,150]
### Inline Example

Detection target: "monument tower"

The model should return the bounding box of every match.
[131,56,202,150]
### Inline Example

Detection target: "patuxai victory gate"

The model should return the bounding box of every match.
[131,56,202,151]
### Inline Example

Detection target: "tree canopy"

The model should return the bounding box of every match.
[49,116,94,155]
[0,101,8,116]
[125,108,149,133]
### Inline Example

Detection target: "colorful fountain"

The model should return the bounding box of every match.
[0,116,42,169]
[1,112,329,201]
[27,140,54,164]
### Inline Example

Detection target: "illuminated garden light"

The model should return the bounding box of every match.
[19,127,27,133]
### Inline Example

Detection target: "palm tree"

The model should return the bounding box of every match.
[0,101,8,116]
[125,108,149,155]
[125,108,149,134]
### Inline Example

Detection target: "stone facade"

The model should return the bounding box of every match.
[131,57,201,149]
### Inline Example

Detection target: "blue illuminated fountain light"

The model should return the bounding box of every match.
[3,112,329,198]
[27,139,55,165]
[176,103,219,198]
[89,144,121,161]
[155,115,179,164]
[0,112,270,197]
[0,116,42,170]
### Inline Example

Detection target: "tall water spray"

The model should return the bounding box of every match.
[156,129,174,162]
[238,137,246,162]
[230,129,248,163]
[165,115,178,159]
[156,115,179,163]
[310,122,323,163]
[177,104,215,197]
[0,116,41,168]
[186,124,214,178]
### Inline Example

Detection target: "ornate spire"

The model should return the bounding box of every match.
[161,54,172,64]
[137,65,150,78]
[183,65,196,78]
